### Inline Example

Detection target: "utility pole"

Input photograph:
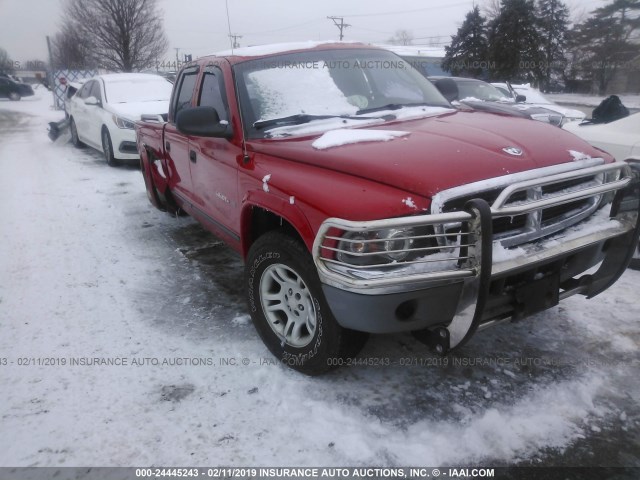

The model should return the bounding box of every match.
[327,16,351,41]
[228,34,242,49]
[174,48,180,65]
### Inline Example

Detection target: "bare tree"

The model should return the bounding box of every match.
[61,0,168,72]
[482,0,503,20]
[51,26,97,70]
[388,29,414,46]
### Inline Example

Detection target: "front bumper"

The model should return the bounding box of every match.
[109,127,139,160]
[313,159,640,353]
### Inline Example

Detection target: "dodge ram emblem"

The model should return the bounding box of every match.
[503,147,523,156]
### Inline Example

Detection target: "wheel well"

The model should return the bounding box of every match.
[245,207,305,256]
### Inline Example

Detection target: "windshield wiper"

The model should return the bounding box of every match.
[253,113,391,131]
[356,102,448,115]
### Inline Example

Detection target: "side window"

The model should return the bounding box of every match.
[198,67,228,122]
[172,70,198,121]
[77,81,93,99]
[90,81,102,102]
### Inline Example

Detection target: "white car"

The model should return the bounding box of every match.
[564,113,640,268]
[68,73,173,165]
[562,113,640,161]
[492,82,586,123]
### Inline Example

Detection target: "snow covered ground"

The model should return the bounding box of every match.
[548,93,640,110]
[1,88,639,468]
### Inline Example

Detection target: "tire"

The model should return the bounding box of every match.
[69,117,84,148]
[245,231,368,375]
[8,92,21,101]
[101,128,117,167]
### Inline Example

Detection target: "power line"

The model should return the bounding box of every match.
[248,19,323,36]
[228,34,242,49]
[327,16,351,41]
[338,1,472,18]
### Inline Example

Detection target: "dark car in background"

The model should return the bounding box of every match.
[430,76,565,127]
[0,75,35,101]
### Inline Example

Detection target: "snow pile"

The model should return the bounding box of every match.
[402,197,418,209]
[568,150,593,161]
[262,174,272,193]
[312,129,410,150]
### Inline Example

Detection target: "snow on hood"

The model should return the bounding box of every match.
[312,129,410,150]
[250,110,610,199]
[107,100,170,121]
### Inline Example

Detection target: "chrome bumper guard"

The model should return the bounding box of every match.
[313,160,640,352]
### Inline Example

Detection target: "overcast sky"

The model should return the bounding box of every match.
[0,0,608,64]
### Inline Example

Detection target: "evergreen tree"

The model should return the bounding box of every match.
[487,0,542,82]
[567,0,639,94]
[536,0,570,92]
[595,0,640,40]
[442,6,489,78]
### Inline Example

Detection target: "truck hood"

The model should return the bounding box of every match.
[248,110,610,199]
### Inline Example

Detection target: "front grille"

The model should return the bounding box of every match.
[439,171,610,248]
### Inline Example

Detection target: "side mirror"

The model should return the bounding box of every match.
[85,96,100,106]
[516,94,527,103]
[176,107,231,138]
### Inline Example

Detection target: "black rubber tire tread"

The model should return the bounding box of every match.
[102,128,117,167]
[69,117,84,148]
[245,230,368,375]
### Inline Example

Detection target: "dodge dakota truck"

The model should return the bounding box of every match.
[135,42,640,375]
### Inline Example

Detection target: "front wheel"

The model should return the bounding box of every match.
[8,92,21,101]
[69,117,84,148]
[245,231,367,375]
[102,128,117,167]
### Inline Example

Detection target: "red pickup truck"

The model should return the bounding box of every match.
[136,42,640,375]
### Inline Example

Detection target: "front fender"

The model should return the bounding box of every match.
[240,189,315,257]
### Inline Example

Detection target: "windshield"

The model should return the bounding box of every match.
[458,81,513,102]
[234,48,451,137]
[104,76,173,104]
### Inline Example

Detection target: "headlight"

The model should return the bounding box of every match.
[112,114,135,129]
[336,228,414,266]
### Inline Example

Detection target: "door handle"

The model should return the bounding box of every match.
[189,150,197,163]
[165,141,171,152]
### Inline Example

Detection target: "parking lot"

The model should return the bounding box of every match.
[1,91,639,467]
